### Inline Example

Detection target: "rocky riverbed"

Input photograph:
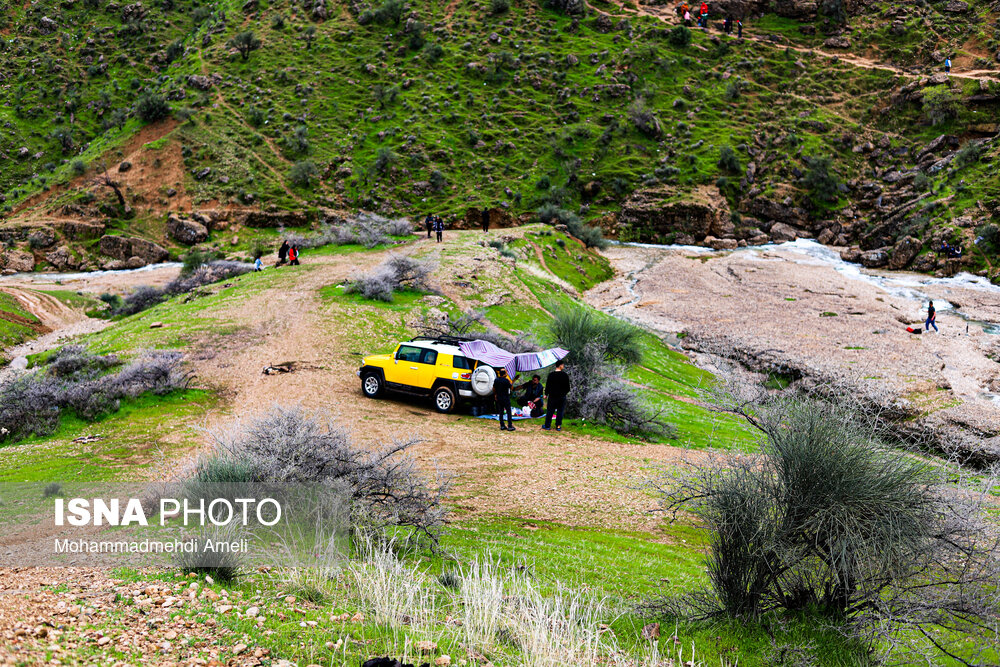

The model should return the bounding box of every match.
[586,240,1000,465]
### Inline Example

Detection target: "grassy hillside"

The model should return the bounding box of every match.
[1,0,997,276]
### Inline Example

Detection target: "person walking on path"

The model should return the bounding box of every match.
[288,245,300,266]
[724,16,732,34]
[481,208,491,234]
[542,361,570,431]
[277,240,289,266]
[424,213,434,239]
[737,18,743,38]
[683,9,693,25]
[494,369,515,431]
[254,256,263,272]
[699,2,708,28]
[945,57,952,74]
[433,216,444,243]
[926,301,938,332]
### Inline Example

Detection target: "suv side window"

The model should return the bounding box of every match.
[452,355,472,370]
[396,345,422,362]
[421,349,438,365]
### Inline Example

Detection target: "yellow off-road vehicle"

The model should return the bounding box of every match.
[357,336,498,413]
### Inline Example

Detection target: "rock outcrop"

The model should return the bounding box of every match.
[98,235,170,265]
[0,249,36,274]
[166,215,209,245]
[617,185,731,244]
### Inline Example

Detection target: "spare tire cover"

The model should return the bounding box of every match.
[471,365,497,396]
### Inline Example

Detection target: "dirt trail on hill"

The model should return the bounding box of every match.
[181,234,706,532]
[610,1,999,82]
[0,288,82,330]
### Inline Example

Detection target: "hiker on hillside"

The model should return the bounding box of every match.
[699,1,708,28]
[724,16,732,34]
[494,368,515,431]
[254,256,263,272]
[683,8,693,25]
[926,301,938,332]
[737,18,743,38]
[424,213,434,239]
[433,216,444,243]
[288,245,300,266]
[481,208,490,234]
[945,57,952,74]
[542,361,570,432]
[277,240,289,266]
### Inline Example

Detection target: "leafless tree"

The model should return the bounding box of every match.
[92,161,132,217]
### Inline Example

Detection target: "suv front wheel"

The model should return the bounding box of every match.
[432,386,457,414]
[361,372,385,398]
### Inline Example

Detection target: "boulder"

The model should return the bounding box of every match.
[706,236,739,250]
[742,197,807,226]
[38,16,58,34]
[166,215,209,245]
[617,185,730,243]
[769,222,801,242]
[860,248,890,268]
[0,249,35,273]
[943,0,968,11]
[840,246,863,263]
[817,228,836,245]
[187,75,215,91]
[44,245,76,271]
[27,228,57,249]
[773,0,817,18]
[823,36,850,49]
[118,161,132,173]
[888,236,922,270]
[99,235,170,265]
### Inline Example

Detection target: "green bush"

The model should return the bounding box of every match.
[668,25,691,47]
[135,93,170,122]
[289,160,319,187]
[718,146,740,174]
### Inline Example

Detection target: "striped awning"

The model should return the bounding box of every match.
[458,340,569,378]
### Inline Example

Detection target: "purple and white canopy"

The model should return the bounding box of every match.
[458,340,569,378]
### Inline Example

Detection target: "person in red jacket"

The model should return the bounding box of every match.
[699,1,709,28]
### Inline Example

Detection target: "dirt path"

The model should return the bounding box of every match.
[610,0,999,83]
[166,233,709,532]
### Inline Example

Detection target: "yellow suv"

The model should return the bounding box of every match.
[357,336,482,413]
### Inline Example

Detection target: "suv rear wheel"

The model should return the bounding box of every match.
[362,372,385,398]
[432,386,457,413]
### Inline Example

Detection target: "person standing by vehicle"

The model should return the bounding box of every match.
[926,301,938,332]
[434,215,444,243]
[494,368,515,431]
[542,361,570,431]
[277,240,289,266]
[481,208,491,234]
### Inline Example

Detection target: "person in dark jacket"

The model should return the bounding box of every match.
[515,374,544,416]
[515,375,543,407]
[926,300,938,332]
[425,213,434,239]
[277,240,289,266]
[542,361,570,431]
[434,216,444,243]
[481,208,490,233]
[494,368,515,431]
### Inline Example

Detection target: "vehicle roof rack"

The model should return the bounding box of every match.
[409,335,475,346]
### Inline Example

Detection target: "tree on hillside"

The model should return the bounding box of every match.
[303,25,317,50]
[229,31,261,61]
[376,0,405,26]
[803,155,839,203]
[93,162,133,218]
[135,93,170,122]
[546,0,586,14]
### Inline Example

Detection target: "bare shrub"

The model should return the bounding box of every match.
[648,383,1000,664]
[345,255,433,303]
[164,260,253,294]
[206,406,450,540]
[578,381,675,439]
[0,348,191,444]
[115,285,167,316]
[287,213,412,250]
